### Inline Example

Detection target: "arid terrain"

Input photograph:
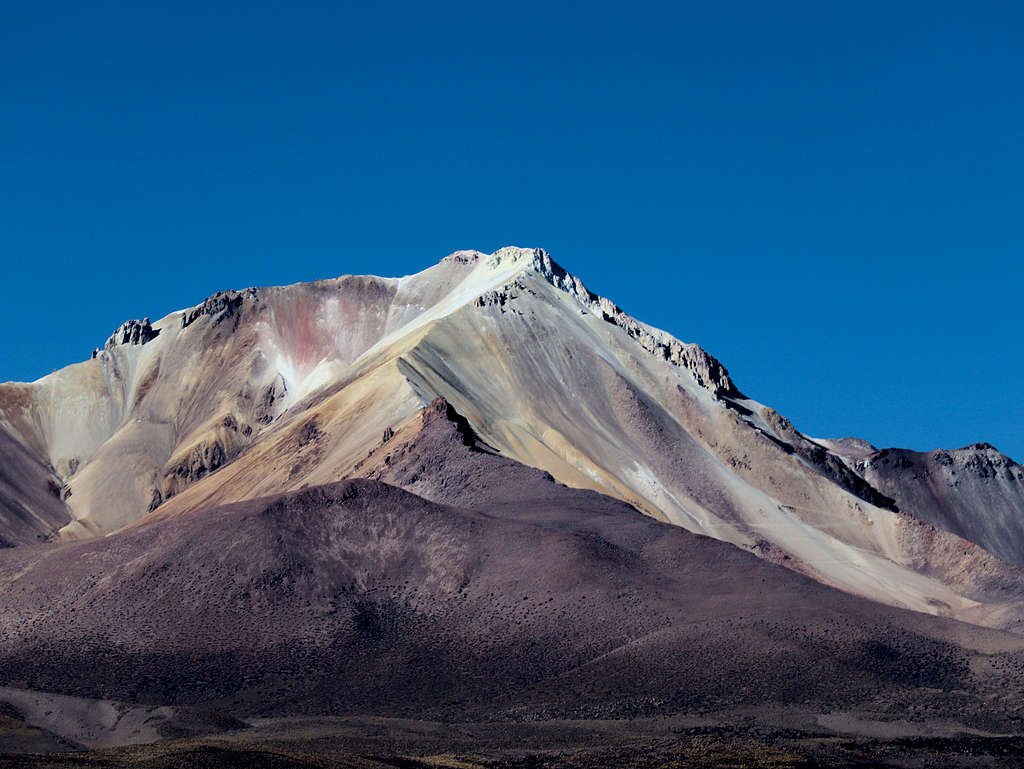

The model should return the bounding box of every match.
[1,248,1023,766]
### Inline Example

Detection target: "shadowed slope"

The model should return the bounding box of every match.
[0,256,521,540]
[356,399,1024,633]
[0,425,70,547]
[0,700,77,754]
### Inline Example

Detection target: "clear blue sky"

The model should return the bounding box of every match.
[2,2,1022,459]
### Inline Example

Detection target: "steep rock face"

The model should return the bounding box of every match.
[180,288,258,329]
[529,247,737,398]
[103,318,158,349]
[252,374,287,425]
[160,415,251,502]
[461,248,736,397]
[851,444,1024,567]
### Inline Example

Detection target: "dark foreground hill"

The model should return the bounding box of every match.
[2,403,1024,733]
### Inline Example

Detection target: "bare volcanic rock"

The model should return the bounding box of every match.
[357,400,1024,632]
[760,407,896,511]
[180,288,259,329]
[104,318,158,349]
[527,247,738,398]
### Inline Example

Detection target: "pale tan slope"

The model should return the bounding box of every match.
[3,246,1024,632]
[0,253,538,539]
[144,360,422,522]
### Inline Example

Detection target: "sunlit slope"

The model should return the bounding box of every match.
[0,252,540,538]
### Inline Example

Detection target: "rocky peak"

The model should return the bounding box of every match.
[103,318,158,350]
[181,288,259,329]
[477,247,738,399]
[486,245,547,268]
[533,248,736,397]
[440,250,485,266]
[859,443,1021,482]
[422,396,479,448]
[944,443,1020,475]
[958,442,999,454]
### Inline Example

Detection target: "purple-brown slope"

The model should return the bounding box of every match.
[851,443,1024,566]
[0,408,1023,729]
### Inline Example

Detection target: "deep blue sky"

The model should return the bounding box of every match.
[2,2,1021,459]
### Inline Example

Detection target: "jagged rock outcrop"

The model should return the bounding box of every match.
[103,318,157,349]
[161,415,252,501]
[181,288,258,329]
[527,247,736,397]
[483,248,737,398]
[162,440,230,501]
[440,250,481,265]
[473,281,526,312]
[424,396,479,448]
[253,374,287,425]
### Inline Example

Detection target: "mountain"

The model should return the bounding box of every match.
[2,247,1024,636]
